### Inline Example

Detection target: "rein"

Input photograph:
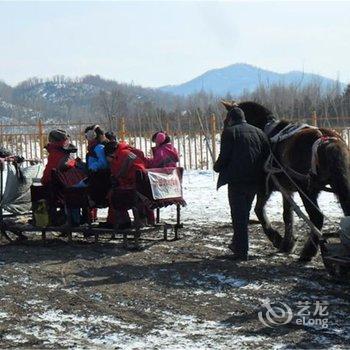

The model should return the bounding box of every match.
[263,115,279,136]
[262,119,345,248]
[264,152,327,248]
[264,151,331,223]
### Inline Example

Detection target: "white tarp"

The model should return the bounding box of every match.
[1,163,44,214]
[147,169,182,200]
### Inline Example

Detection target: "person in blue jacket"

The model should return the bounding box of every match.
[85,125,109,172]
[84,125,111,220]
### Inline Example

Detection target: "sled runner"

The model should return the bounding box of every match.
[271,172,350,280]
[320,217,350,279]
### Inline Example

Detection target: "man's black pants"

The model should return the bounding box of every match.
[228,184,257,256]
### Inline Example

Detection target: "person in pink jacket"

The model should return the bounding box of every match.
[147,132,179,168]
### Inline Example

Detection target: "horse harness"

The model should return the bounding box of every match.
[264,117,339,179]
[262,118,342,249]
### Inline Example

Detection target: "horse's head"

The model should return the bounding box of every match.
[221,100,274,130]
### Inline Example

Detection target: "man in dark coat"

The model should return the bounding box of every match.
[214,106,270,261]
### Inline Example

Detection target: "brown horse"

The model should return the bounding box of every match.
[222,101,350,261]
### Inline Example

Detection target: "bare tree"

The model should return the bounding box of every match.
[97,89,128,131]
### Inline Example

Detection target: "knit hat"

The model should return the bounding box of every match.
[155,132,167,145]
[104,141,118,157]
[105,131,117,142]
[224,107,246,128]
[0,147,12,158]
[228,107,246,124]
[48,129,69,143]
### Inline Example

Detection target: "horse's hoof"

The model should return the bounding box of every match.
[265,229,283,249]
[300,241,318,261]
[279,238,296,254]
[298,254,313,263]
[10,230,28,242]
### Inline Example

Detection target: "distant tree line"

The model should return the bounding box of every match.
[240,81,350,128]
[0,75,349,132]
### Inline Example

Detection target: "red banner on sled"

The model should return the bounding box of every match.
[147,168,182,200]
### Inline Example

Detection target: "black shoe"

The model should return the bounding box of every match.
[227,243,248,261]
[228,243,235,253]
[230,253,248,261]
[118,222,132,230]
[98,222,114,229]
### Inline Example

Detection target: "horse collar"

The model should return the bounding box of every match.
[264,118,279,137]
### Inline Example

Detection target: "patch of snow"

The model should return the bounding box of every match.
[204,244,227,251]
[3,333,27,343]
[203,273,249,288]
[0,311,9,319]
[26,299,43,305]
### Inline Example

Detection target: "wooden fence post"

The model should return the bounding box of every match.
[199,132,203,170]
[210,113,217,163]
[119,117,126,141]
[115,116,118,140]
[38,119,44,159]
[311,111,317,127]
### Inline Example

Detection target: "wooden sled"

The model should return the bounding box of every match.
[1,165,186,250]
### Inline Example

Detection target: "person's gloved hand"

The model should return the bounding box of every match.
[14,156,25,163]
[66,159,76,168]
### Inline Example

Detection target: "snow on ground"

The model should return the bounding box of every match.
[130,170,343,226]
[4,309,270,349]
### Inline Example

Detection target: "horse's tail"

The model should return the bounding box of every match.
[322,140,350,215]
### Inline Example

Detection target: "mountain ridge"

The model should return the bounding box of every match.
[160,63,344,96]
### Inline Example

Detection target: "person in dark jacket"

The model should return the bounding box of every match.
[214,106,270,261]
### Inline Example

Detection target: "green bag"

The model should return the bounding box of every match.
[34,199,50,228]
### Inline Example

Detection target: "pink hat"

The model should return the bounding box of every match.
[155,132,166,145]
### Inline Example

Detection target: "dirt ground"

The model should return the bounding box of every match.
[0,220,349,349]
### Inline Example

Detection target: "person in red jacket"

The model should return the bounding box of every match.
[102,141,147,229]
[41,129,77,186]
[109,141,146,187]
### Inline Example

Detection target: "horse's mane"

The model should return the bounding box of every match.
[237,101,275,129]
[235,101,343,141]
[238,101,273,117]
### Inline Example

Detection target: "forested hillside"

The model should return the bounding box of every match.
[0,71,349,131]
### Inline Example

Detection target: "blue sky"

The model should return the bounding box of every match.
[1,1,350,87]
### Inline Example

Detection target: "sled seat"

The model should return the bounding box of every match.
[135,167,186,209]
[30,168,89,227]
[51,168,110,209]
[110,167,186,241]
[111,167,186,211]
